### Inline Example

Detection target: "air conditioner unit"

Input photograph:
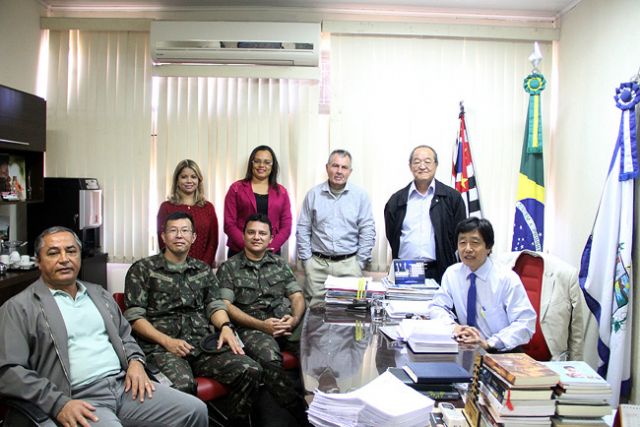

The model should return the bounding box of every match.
[150,21,320,67]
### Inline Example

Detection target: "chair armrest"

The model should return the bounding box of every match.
[2,397,49,423]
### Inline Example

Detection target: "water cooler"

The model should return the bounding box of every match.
[28,177,108,288]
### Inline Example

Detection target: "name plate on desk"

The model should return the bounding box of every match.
[392,259,425,285]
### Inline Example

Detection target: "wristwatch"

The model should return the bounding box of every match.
[130,357,146,367]
[220,321,236,331]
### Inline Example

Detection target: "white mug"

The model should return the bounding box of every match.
[0,255,9,265]
[9,251,20,264]
[20,255,31,265]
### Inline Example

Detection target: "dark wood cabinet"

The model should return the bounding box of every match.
[0,85,47,304]
[0,85,46,203]
[0,85,46,153]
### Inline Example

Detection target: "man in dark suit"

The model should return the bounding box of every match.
[384,145,466,283]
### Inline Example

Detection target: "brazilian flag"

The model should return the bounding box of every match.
[512,73,545,251]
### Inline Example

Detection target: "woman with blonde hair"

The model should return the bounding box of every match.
[157,159,218,266]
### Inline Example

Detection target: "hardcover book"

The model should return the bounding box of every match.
[403,361,472,385]
[480,367,554,402]
[542,361,610,389]
[483,353,560,387]
[388,367,459,394]
[479,383,556,416]
[555,403,612,418]
[552,417,608,427]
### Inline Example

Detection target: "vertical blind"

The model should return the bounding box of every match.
[46,30,153,262]
[45,29,552,270]
[47,30,321,263]
[329,34,552,270]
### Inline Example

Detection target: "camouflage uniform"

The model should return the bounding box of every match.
[124,254,262,419]
[217,252,306,416]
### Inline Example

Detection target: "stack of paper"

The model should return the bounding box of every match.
[399,319,458,353]
[382,276,439,301]
[385,300,431,319]
[324,275,386,305]
[308,371,434,427]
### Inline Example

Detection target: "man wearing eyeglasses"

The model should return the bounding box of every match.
[384,145,466,284]
[124,211,262,425]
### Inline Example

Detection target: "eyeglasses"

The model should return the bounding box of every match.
[165,228,193,236]
[411,159,436,167]
[252,159,273,167]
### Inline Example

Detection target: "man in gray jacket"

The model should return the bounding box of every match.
[0,226,207,427]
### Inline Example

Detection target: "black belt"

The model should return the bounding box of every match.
[312,252,357,262]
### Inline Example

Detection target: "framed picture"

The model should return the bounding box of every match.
[0,154,26,201]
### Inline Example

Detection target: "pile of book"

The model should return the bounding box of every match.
[542,361,612,427]
[478,353,560,427]
[390,361,471,402]
[323,275,386,305]
[307,370,434,427]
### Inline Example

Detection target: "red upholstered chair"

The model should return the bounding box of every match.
[512,254,552,361]
[112,292,300,394]
[112,293,230,402]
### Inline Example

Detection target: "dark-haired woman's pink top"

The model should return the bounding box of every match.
[223,180,292,253]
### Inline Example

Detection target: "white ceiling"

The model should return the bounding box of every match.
[39,0,581,19]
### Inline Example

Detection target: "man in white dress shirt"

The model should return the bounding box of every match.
[384,145,466,283]
[429,217,536,352]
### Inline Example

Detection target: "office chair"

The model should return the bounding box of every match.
[112,292,229,425]
[0,397,49,426]
[512,253,552,361]
[112,292,301,425]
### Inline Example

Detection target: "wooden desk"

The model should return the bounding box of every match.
[0,269,39,306]
[300,306,479,395]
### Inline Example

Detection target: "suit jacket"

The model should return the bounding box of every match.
[384,179,466,283]
[499,250,586,361]
[223,179,292,253]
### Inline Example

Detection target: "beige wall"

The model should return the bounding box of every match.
[2,0,640,402]
[0,0,43,94]
[556,0,640,403]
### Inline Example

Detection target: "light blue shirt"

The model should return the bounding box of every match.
[51,282,121,389]
[297,181,376,267]
[398,180,436,260]
[428,258,536,350]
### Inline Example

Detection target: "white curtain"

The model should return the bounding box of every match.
[329,34,553,270]
[152,76,321,265]
[46,30,152,262]
[44,29,553,270]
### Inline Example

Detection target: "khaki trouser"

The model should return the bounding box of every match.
[303,255,362,308]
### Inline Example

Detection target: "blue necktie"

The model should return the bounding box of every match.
[467,272,477,327]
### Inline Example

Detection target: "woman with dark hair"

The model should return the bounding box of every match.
[224,145,292,257]
[157,159,218,266]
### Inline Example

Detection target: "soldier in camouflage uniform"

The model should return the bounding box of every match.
[217,213,309,426]
[124,211,262,424]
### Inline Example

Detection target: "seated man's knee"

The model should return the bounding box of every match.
[172,375,198,395]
